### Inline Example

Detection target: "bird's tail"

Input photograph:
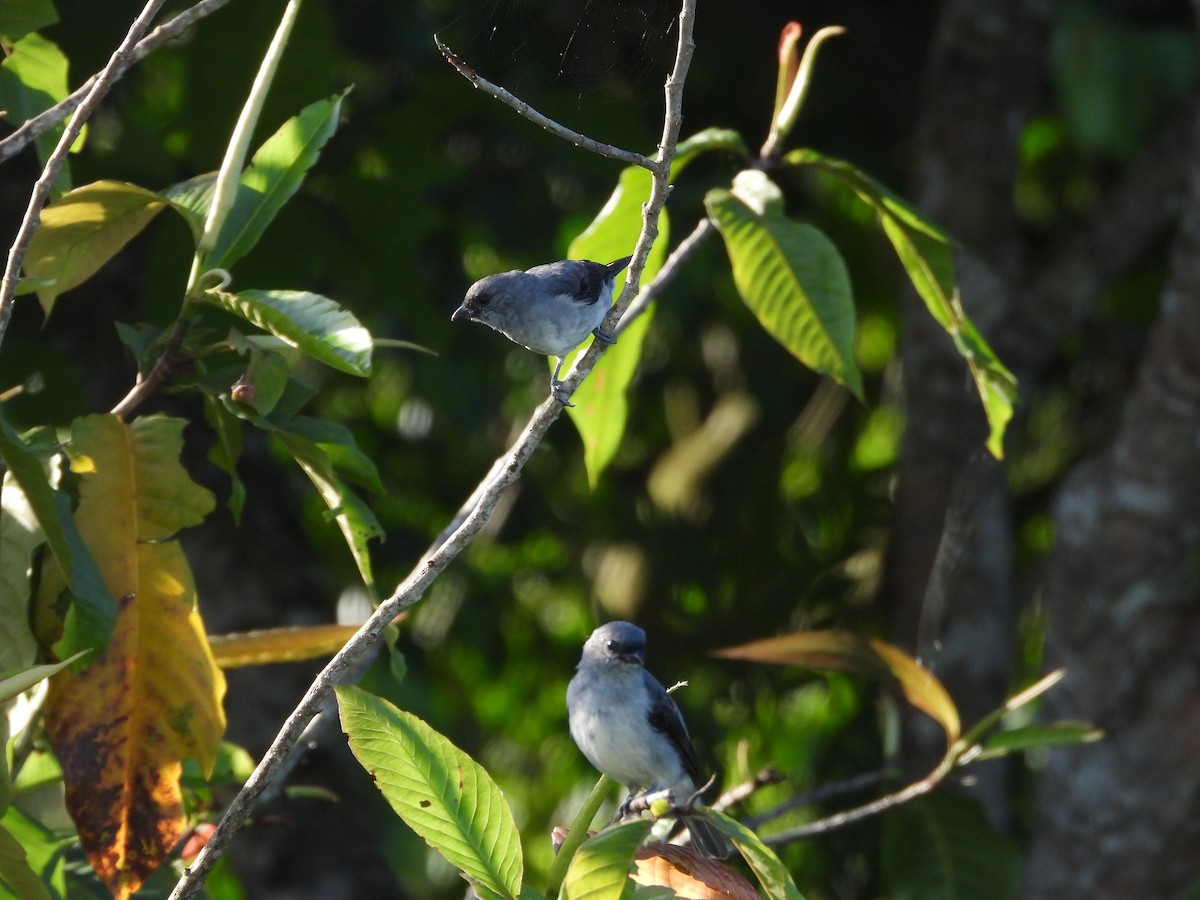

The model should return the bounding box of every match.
[682,812,733,859]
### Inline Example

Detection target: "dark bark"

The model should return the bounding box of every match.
[1021,98,1200,900]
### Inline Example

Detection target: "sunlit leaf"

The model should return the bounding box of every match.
[23,181,166,316]
[44,414,225,900]
[202,288,372,376]
[337,685,523,900]
[786,149,1016,456]
[707,810,805,900]
[706,171,863,398]
[560,820,649,900]
[0,650,88,702]
[0,469,43,676]
[882,793,1019,900]
[0,408,115,657]
[632,842,759,899]
[283,415,385,494]
[977,722,1103,760]
[208,90,349,269]
[714,630,960,744]
[673,127,750,173]
[0,819,52,900]
[0,32,79,194]
[564,165,668,487]
[160,172,216,243]
[209,624,361,668]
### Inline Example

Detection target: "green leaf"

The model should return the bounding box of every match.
[707,810,805,900]
[0,32,77,193]
[0,651,88,702]
[202,288,372,376]
[672,127,750,173]
[0,470,43,675]
[208,90,349,269]
[284,416,385,494]
[977,721,1103,760]
[202,396,246,523]
[882,793,1020,900]
[275,430,381,597]
[0,819,53,900]
[160,172,217,244]
[0,409,115,657]
[706,172,863,398]
[0,0,59,41]
[714,629,960,744]
[786,149,1017,456]
[560,820,649,900]
[564,166,668,487]
[336,686,523,900]
[22,181,167,317]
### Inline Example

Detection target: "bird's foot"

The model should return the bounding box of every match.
[592,326,617,347]
[551,380,575,408]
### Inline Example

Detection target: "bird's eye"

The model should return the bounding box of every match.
[475,292,491,308]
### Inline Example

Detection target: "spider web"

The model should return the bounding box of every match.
[437,0,677,95]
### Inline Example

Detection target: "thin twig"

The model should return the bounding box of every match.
[710,766,784,813]
[764,763,948,846]
[741,769,887,828]
[0,0,238,165]
[0,0,171,351]
[615,217,715,337]
[434,36,655,171]
[168,2,699,896]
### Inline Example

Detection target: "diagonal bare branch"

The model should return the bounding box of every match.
[167,1,699,896]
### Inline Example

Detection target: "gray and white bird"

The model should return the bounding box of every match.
[451,256,632,406]
[566,621,732,859]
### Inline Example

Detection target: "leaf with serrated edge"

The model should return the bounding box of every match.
[714,630,960,744]
[561,820,650,900]
[208,91,349,269]
[44,414,225,900]
[706,178,863,398]
[337,686,523,900]
[23,181,166,316]
[203,288,372,376]
[562,165,668,487]
[707,811,805,900]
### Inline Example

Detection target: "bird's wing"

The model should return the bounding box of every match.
[528,260,613,306]
[643,672,705,787]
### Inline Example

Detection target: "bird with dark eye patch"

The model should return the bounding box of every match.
[451,255,632,406]
[566,621,732,858]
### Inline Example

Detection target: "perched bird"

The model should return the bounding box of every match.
[451,256,632,405]
[567,621,732,859]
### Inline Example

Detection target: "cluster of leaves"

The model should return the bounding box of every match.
[0,4,386,897]
[0,2,1098,898]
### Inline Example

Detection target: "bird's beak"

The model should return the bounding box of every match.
[451,304,472,322]
[620,649,645,666]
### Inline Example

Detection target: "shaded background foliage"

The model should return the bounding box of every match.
[2,0,1197,897]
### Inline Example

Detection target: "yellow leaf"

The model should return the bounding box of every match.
[209,623,364,668]
[715,630,960,744]
[45,414,224,900]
